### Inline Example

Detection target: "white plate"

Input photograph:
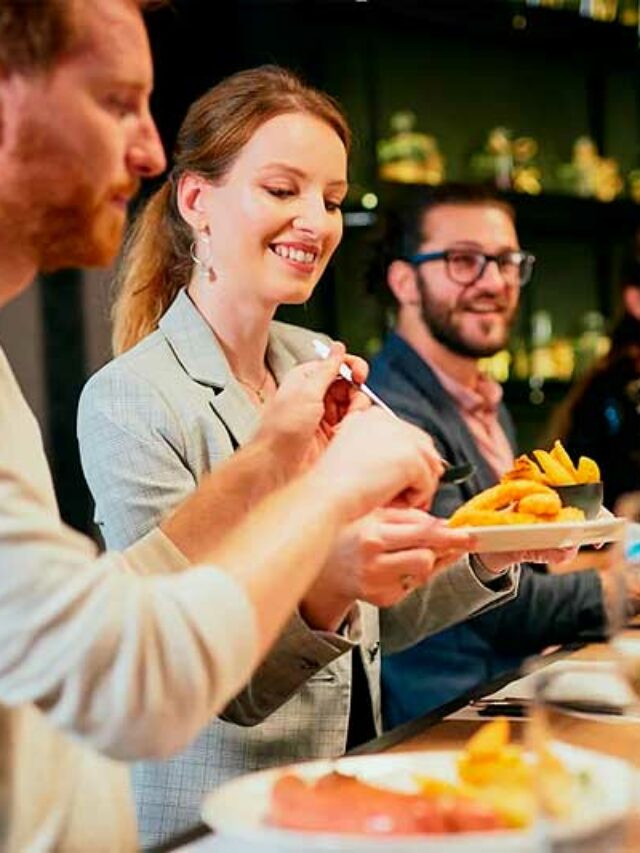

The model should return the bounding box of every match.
[454,514,624,553]
[201,746,632,852]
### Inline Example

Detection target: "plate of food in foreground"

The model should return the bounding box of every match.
[201,719,632,852]
[446,441,624,552]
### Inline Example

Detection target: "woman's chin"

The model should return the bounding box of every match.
[275,283,319,306]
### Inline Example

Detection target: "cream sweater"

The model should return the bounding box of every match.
[0,347,258,851]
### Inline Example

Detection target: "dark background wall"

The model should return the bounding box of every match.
[5,0,639,532]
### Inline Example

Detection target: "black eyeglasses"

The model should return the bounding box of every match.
[406,248,536,288]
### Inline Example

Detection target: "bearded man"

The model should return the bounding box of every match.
[369,184,609,728]
[0,3,468,849]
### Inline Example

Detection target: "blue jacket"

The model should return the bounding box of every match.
[369,333,606,729]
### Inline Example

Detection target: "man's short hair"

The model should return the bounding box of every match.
[0,0,75,74]
[392,182,515,261]
[0,0,163,75]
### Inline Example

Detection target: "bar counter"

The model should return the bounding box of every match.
[165,633,640,851]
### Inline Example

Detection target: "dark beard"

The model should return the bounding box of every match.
[417,268,513,359]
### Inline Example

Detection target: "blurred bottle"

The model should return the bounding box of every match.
[618,0,639,25]
[511,336,530,380]
[580,0,619,20]
[530,309,556,379]
[573,310,611,376]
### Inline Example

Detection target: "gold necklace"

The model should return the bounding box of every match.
[237,369,270,404]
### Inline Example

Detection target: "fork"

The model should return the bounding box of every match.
[311,340,474,485]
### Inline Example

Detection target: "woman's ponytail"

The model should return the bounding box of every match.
[111,181,191,355]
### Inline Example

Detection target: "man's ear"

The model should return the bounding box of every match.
[176,173,209,230]
[387,259,420,307]
[623,285,640,321]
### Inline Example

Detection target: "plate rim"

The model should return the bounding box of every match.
[447,515,624,552]
[201,744,631,846]
[451,515,624,536]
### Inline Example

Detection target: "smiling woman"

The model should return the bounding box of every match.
[77,65,358,845]
[110,64,350,357]
[77,66,505,849]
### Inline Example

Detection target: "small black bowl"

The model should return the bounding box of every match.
[552,482,603,520]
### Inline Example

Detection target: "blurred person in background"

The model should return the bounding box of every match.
[0,2,466,849]
[554,257,640,511]
[77,67,526,847]
[368,183,611,729]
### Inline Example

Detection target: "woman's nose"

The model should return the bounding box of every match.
[292,197,328,234]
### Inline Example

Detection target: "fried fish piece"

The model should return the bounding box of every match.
[501,455,547,484]
[448,509,545,528]
[452,479,553,515]
[518,491,562,518]
[555,506,585,522]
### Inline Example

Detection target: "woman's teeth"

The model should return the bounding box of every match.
[273,245,316,264]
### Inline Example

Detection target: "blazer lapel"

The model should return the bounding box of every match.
[158,290,260,446]
[386,335,500,494]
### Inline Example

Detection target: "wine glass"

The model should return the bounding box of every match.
[528,653,640,853]
[607,491,640,701]
[525,494,640,851]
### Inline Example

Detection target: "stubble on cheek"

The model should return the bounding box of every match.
[11,117,123,269]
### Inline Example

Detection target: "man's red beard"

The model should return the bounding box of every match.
[6,116,138,271]
[33,192,127,271]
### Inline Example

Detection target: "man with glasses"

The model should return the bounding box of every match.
[369,183,608,728]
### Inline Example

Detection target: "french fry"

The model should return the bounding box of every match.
[448,443,599,527]
[575,456,600,484]
[550,440,579,481]
[532,450,576,486]
[465,718,509,758]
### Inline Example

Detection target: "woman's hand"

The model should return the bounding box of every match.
[255,342,370,479]
[475,547,580,576]
[299,507,476,631]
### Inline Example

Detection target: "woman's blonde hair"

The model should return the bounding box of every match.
[112,64,351,354]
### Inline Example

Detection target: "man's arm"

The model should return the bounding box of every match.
[78,353,370,724]
[467,565,605,651]
[2,400,445,761]
[380,557,519,655]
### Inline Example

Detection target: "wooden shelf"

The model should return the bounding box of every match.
[346,183,640,240]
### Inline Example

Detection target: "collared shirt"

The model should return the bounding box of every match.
[429,362,514,477]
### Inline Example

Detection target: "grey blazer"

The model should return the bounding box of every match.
[77,289,518,847]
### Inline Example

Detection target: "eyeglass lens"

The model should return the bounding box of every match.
[447,250,532,287]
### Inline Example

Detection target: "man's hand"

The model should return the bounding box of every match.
[255,342,369,481]
[300,507,476,631]
[310,407,446,523]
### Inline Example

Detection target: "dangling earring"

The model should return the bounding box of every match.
[190,226,216,284]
